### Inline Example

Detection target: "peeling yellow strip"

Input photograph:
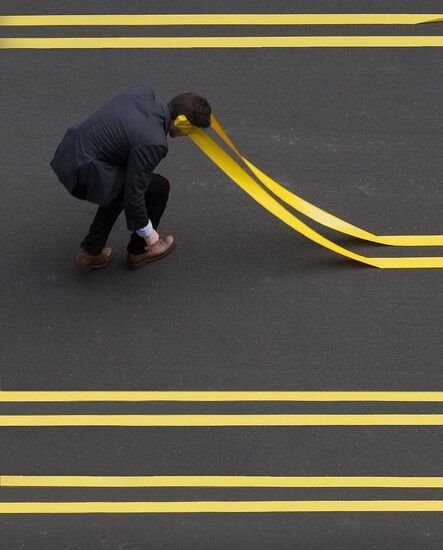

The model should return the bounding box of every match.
[0,14,442,26]
[1,414,442,426]
[1,36,443,49]
[1,391,442,402]
[210,115,443,247]
[3,476,443,488]
[177,118,443,268]
[1,501,443,513]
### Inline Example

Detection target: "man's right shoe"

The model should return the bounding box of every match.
[127,235,175,270]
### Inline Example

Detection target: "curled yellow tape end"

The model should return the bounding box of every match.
[419,17,443,24]
[174,114,195,134]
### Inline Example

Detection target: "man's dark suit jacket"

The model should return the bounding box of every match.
[50,85,170,231]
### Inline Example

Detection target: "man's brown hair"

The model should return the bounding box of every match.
[168,92,211,128]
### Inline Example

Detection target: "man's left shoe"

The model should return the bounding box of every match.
[75,247,112,272]
[127,235,175,270]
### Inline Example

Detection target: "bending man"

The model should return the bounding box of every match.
[50,85,211,271]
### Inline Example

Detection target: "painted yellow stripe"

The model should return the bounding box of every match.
[3,476,443,488]
[1,36,443,49]
[1,501,443,513]
[1,391,443,402]
[1,414,442,426]
[0,14,442,26]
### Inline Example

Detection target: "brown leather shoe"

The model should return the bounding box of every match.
[75,247,112,272]
[127,235,175,270]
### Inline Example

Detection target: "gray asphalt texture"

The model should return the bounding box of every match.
[0,1,442,548]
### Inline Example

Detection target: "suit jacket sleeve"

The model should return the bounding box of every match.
[124,144,167,231]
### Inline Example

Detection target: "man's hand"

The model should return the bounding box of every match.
[145,229,159,250]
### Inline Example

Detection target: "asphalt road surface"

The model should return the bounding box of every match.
[0,1,442,548]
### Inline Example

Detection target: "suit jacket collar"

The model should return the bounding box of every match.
[161,103,171,136]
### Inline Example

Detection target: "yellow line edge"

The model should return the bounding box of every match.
[0,14,442,26]
[3,476,443,488]
[1,501,443,513]
[1,391,443,402]
[1,36,443,49]
[1,414,443,426]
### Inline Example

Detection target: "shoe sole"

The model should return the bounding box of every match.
[127,242,175,270]
[76,254,112,272]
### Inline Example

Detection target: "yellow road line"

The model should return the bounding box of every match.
[1,391,443,402]
[0,14,442,26]
[1,36,443,49]
[3,476,443,488]
[1,414,443,426]
[1,501,443,513]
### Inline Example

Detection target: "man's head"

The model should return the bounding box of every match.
[168,92,211,137]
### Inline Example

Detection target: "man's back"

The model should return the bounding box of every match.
[73,85,169,164]
[50,85,170,204]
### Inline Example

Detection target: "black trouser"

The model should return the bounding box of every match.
[80,173,170,255]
